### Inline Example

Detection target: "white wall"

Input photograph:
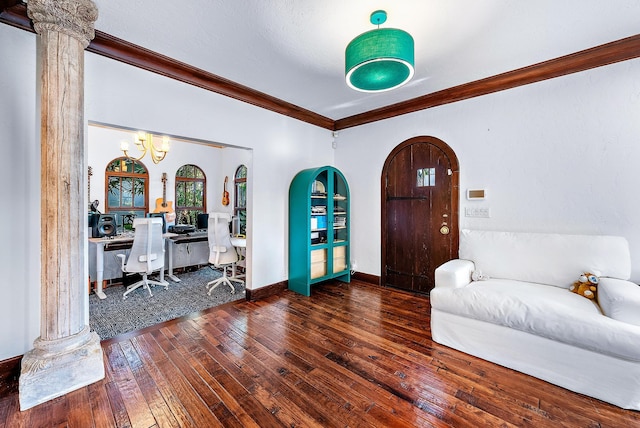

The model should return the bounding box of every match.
[0,25,40,361]
[0,24,334,360]
[336,57,640,282]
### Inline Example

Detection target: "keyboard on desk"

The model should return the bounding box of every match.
[170,230,208,243]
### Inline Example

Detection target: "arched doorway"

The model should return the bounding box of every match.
[381,136,460,294]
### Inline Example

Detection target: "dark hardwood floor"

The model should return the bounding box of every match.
[1,279,639,427]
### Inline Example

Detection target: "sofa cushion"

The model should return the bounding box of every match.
[598,278,640,326]
[430,279,640,361]
[459,229,631,287]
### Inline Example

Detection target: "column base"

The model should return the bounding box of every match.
[19,326,104,410]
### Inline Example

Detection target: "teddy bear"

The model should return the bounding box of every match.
[569,271,600,300]
[471,269,490,281]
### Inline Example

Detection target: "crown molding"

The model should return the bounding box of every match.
[0,1,31,31]
[87,31,335,130]
[0,3,335,130]
[2,4,639,132]
[334,34,640,130]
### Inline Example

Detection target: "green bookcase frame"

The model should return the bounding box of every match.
[288,166,350,296]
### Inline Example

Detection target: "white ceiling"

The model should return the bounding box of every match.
[92,0,640,120]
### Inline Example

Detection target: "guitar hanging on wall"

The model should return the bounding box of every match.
[222,176,230,206]
[154,172,176,222]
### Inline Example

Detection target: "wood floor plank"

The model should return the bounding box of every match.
[0,396,10,428]
[189,341,287,427]
[103,381,131,428]
[1,395,28,428]
[86,381,117,428]
[119,339,182,428]
[188,348,264,428]
[66,387,96,428]
[30,395,68,427]
[129,335,198,428]
[104,342,156,427]
[151,345,221,426]
[1,279,639,427]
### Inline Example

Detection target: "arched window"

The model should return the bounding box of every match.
[234,165,247,236]
[175,164,206,226]
[105,157,149,228]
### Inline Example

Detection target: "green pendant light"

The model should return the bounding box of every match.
[345,10,414,92]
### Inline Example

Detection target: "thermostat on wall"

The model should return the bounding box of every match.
[467,189,486,200]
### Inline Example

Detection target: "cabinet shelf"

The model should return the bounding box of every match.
[289,166,350,296]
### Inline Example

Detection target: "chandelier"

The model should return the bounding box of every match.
[120,131,170,164]
[345,10,415,92]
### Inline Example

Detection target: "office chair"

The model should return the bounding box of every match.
[206,212,241,295]
[117,217,168,299]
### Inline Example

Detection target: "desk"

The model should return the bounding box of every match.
[90,232,246,298]
[167,233,246,282]
[230,237,246,282]
[89,233,176,299]
[230,236,246,248]
[166,231,209,282]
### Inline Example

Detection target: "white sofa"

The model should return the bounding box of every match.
[430,229,640,410]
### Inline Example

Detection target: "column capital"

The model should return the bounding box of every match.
[27,0,98,47]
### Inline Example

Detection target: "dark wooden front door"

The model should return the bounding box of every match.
[381,136,459,294]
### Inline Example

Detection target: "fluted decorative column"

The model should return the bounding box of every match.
[19,0,103,410]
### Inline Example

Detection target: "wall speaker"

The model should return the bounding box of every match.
[92,213,117,238]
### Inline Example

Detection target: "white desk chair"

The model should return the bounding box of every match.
[117,217,168,299]
[207,212,241,295]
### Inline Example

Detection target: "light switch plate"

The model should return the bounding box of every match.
[465,207,491,218]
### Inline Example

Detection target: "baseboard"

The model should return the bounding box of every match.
[0,355,22,398]
[352,271,380,286]
[246,273,380,301]
[246,280,288,301]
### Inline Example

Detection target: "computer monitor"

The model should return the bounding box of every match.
[88,212,97,229]
[147,212,167,233]
[197,213,209,230]
[231,215,241,236]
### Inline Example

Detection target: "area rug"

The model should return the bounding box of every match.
[89,266,245,340]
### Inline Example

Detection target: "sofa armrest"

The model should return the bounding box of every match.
[598,278,640,326]
[435,259,475,288]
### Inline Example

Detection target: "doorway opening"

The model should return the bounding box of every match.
[87,123,252,339]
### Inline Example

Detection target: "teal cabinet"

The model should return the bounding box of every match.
[289,166,350,296]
